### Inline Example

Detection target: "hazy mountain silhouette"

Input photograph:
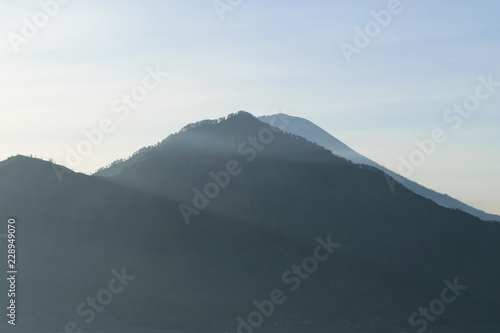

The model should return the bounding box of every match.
[1,112,499,332]
[258,113,500,223]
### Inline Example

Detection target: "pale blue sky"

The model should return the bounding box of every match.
[0,0,499,215]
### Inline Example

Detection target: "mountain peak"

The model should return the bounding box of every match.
[228,110,255,119]
[0,154,47,168]
[0,154,74,183]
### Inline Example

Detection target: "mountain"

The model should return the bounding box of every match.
[258,113,500,223]
[1,112,500,332]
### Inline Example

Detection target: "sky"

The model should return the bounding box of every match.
[0,0,499,215]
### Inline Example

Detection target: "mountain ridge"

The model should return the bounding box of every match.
[94,111,499,222]
[258,113,500,222]
[1,111,499,331]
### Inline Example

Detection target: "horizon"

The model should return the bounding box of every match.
[3,109,499,220]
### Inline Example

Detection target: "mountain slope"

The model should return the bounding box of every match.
[1,112,500,332]
[258,113,500,222]
[93,112,500,327]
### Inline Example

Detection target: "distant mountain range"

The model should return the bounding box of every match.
[1,111,499,332]
[96,112,500,222]
[258,113,500,223]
